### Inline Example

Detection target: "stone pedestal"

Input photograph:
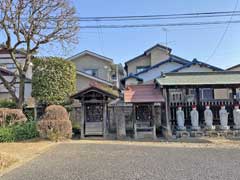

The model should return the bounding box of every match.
[232,130,240,137]
[204,125,216,131]
[204,130,219,137]
[190,130,204,137]
[176,131,190,138]
[218,130,231,137]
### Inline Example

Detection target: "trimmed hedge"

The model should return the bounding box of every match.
[0,121,39,142]
[32,57,76,105]
[0,100,17,109]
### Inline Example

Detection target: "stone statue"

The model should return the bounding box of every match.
[204,105,215,130]
[176,106,186,131]
[233,104,240,130]
[190,105,200,130]
[219,105,229,130]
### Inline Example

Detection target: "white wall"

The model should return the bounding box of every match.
[137,61,183,82]
[178,64,214,72]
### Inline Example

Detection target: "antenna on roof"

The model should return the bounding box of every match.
[162,27,168,47]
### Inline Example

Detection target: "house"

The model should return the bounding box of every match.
[0,46,32,100]
[67,50,124,91]
[122,44,232,102]
[226,64,240,99]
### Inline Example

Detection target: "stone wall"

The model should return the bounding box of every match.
[69,101,163,136]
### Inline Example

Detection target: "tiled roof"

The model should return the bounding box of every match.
[156,71,240,87]
[71,83,119,99]
[124,84,165,103]
[134,56,190,76]
[171,58,223,72]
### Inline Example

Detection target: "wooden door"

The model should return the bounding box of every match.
[135,104,153,127]
[84,103,103,135]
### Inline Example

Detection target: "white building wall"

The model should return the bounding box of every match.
[178,64,214,72]
[137,62,183,82]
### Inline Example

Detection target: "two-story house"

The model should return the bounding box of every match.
[0,46,32,100]
[67,50,124,91]
[122,44,228,102]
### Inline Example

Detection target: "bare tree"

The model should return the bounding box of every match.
[0,0,79,108]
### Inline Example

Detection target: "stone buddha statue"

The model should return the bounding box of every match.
[219,105,229,130]
[233,104,240,130]
[176,106,186,131]
[204,105,215,130]
[190,105,200,130]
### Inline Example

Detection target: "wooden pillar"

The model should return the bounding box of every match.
[163,88,172,138]
[152,104,157,140]
[232,87,237,103]
[80,101,85,139]
[196,88,200,105]
[103,99,108,138]
[132,104,137,139]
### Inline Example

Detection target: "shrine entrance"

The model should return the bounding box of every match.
[71,85,118,138]
[135,103,153,127]
[85,103,103,135]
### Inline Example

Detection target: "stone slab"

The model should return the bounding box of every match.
[176,131,190,138]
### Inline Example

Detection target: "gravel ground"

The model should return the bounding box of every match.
[2,142,240,180]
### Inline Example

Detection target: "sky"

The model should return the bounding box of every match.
[2,0,240,69]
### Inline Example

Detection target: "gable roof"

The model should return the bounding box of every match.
[124,84,164,103]
[120,73,143,84]
[156,71,240,88]
[226,64,240,71]
[125,44,172,65]
[76,70,113,86]
[67,50,113,63]
[71,84,119,100]
[171,58,223,72]
[133,55,190,76]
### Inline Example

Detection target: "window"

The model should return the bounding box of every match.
[84,69,98,77]
[111,74,117,80]
[136,66,150,73]
[6,63,16,69]
[201,88,213,100]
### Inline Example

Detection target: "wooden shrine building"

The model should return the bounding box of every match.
[155,71,240,134]
[124,84,165,139]
[71,85,118,138]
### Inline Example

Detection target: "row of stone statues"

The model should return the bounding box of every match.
[176,104,240,131]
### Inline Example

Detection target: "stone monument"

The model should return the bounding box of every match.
[190,105,200,130]
[219,105,229,130]
[233,104,240,130]
[204,105,215,130]
[176,106,186,131]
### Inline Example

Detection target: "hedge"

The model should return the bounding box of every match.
[0,121,39,142]
[32,57,76,105]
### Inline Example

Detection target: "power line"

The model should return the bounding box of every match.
[77,20,240,29]
[206,0,239,62]
[79,10,240,20]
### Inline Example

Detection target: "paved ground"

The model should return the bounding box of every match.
[2,141,240,180]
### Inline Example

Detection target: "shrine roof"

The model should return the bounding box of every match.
[71,84,119,100]
[124,84,164,103]
[156,71,240,88]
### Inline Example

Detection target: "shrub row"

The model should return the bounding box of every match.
[0,121,39,142]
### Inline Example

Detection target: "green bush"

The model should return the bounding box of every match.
[0,128,15,142]
[0,100,17,109]
[12,121,39,141]
[0,121,39,142]
[32,57,76,105]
